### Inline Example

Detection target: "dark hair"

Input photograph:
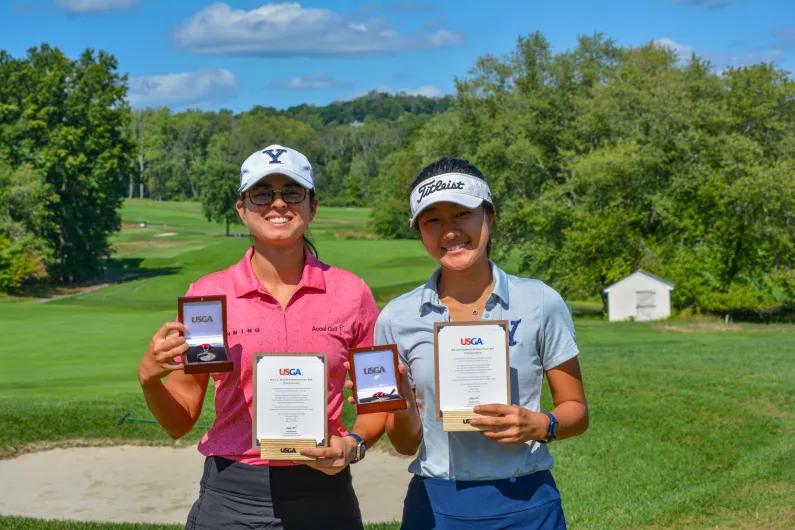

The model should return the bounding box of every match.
[241,188,319,258]
[303,189,319,258]
[408,157,496,256]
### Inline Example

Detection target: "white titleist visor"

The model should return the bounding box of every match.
[409,173,492,227]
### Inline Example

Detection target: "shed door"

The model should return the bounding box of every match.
[635,290,656,321]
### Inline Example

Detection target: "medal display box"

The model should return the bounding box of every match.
[178,295,233,374]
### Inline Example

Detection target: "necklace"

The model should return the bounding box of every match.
[466,299,484,316]
[464,297,484,316]
[445,282,494,317]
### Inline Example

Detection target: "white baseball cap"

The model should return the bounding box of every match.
[239,144,314,193]
[409,173,492,228]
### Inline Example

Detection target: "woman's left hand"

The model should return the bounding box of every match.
[469,404,548,444]
[299,435,357,475]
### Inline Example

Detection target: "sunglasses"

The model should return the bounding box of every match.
[247,186,307,206]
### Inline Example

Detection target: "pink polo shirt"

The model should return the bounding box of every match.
[183,246,379,466]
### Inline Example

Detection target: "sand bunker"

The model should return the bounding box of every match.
[0,445,411,525]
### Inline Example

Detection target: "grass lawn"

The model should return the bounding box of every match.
[0,201,435,455]
[2,199,794,529]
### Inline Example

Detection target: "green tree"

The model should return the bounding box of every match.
[0,159,52,290]
[199,131,240,237]
[0,45,135,283]
[341,156,367,206]
[369,146,423,239]
[371,33,795,313]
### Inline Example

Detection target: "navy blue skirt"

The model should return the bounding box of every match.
[402,470,566,530]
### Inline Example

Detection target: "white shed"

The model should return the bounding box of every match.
[603,270,674,322]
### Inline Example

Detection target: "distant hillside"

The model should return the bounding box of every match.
[246,90,454,128]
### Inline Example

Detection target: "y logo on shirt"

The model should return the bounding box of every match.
[509,319,521,346]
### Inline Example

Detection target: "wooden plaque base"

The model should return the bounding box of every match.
[442,409,494,432]
[259,438,317,461]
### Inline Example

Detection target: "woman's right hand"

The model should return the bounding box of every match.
[138,322,189,387]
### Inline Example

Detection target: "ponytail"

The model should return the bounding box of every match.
[302,234,318,258]
[303,189,318,258]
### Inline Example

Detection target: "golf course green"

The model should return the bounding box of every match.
[1,200,793,529]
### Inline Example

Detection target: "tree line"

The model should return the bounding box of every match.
[131,93,450,235]
[376,33,794,314]
[1,34,793,315]
[0,44,450,289]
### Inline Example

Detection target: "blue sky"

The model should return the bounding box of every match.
[2,0,793,112]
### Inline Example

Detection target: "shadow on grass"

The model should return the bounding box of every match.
[15,258,181,302]
[104,257,182,278]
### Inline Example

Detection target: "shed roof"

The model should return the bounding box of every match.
[603,270,675,294]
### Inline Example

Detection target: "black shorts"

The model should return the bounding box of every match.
[185,456,364,530]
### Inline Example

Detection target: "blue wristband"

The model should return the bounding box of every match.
[346,433,365,463]
[346,433,363,444]
[542,412,559,443]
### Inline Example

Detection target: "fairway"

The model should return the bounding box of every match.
[0,200,439,455]
[1,200,794,529]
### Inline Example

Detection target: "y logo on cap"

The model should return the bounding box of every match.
[263,148,287,164]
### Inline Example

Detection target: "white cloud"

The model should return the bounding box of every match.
[656,37,785,70]
[727,50,785,67]
[657,37,728,67]
[172,2,463,57]
[54,0,138,15]
[407,85,445,98]
[127,67,237,108]
[348,84,446,99]
[272,72,353,90]
[656,37,696,60]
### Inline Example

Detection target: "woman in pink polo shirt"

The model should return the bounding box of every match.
[137,145,387,530]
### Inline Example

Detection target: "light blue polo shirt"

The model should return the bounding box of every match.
[375,261,579,481]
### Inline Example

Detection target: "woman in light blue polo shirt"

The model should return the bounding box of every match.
[375,157,590,529]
